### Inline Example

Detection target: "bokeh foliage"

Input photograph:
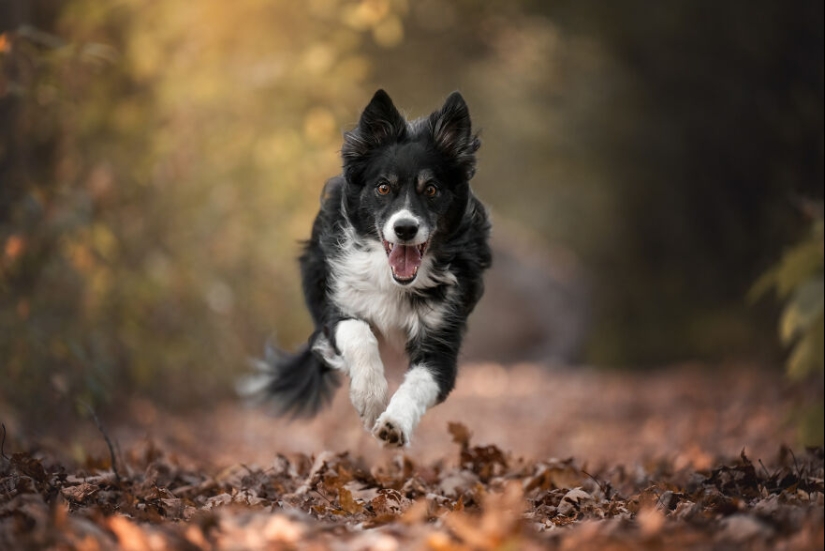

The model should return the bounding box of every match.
[751,205,824,445]
[1,0,823,421]
[752,209,824,380]
[365,0,824,364]
[1,0,410,415]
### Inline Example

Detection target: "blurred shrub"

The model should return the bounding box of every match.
[751,202,824,445]
[1,0,822,425]
[369,0,824,366]
[0,0,409,418]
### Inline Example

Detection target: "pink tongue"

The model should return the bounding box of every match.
[388,245,422,280]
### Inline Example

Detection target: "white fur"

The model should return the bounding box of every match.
[329,228,456,343]
[335,319,388,428]
[382,208,430,245]
[374,366,440,446]
[235,358,277,401]
[328,225,458,443]
[310,334,347,372]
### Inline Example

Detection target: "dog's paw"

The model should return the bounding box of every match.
[372,415,408,447]
[357,400,386,431]
[350,374,388,429]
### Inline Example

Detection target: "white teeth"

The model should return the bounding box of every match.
[382,238,429,258]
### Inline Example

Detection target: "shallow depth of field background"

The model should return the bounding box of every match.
[0,1,822,443]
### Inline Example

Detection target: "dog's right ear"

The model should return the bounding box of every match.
[342,90,407,168]
[429,92,480,180]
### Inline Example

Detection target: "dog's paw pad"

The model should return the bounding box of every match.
[373,419,406,447]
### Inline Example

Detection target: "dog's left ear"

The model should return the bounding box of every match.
[429,92,480,179]
[343,89,407,164]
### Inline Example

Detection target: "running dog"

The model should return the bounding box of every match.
[245,90,491,446]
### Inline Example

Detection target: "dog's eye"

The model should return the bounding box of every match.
[424,184,438,198]
[376,183,391,196]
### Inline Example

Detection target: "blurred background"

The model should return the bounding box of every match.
[1,1,822,443]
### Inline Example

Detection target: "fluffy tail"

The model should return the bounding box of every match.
[237,336,341,418]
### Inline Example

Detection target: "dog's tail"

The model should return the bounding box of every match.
[237,336,341,418]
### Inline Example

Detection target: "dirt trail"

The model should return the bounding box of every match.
[115,363,798,469]
[2,363,822,550]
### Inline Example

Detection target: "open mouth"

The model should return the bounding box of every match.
[382,239,429,284]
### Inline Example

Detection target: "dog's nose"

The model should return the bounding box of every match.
[393,219,419,241]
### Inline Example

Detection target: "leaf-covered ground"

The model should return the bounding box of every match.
[2,364,823,550]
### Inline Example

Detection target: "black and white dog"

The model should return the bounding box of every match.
[246,90,491,446]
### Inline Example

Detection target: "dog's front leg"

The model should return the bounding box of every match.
[372,365,443,446]
[373,328,460,446]
[334,319,388,429]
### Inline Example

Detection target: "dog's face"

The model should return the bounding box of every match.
[341,90,480,285]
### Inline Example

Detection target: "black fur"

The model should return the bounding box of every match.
[247,90,491,424]
[252,338,341,418]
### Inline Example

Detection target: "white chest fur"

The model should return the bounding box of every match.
[329,235,455,344]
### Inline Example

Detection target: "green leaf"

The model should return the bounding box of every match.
[786,317,825,380]
[798,401,825,447]
[772,240,823,298]
[748,266,780,303]
[779,277,824,343]
[749,231,822,303]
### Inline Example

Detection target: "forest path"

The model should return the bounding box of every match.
[3,363,822,550]
[114,362,797,470]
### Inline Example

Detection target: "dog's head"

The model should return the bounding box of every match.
[341,90,480,285]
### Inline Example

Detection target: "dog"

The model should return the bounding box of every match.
[243,90,491,447]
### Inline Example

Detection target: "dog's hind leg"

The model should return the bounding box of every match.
[334,319,389,429]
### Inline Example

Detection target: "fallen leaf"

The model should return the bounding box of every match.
[448,422,471,449]
[338,486,364,514]
[61,483,100,503]
[636,506,665,537]
[557,487,593,516]
[718,513,775,543]
[107,515,152,551]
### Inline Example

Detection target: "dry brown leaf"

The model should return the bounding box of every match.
[184,525,210,550]
[636,506,666,537]
[107,515,152,551]
[400,498,429,525]
[557,487,593,516]
[426,531,462,551]
[1,405,822,551]
[444,511,496,549]
[338,486,364,514]
[11,453,48,482]
[295,450,338,495]
[61,482,100,503]
[261,514,305,544]
[443,480,526,550]
[371,488,410,517]
[448,422,471,449]
[718,513,775,543]
[203,493,233,510]
[439,469,479,498]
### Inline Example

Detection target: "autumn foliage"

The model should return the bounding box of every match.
[1,421,823,550]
